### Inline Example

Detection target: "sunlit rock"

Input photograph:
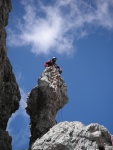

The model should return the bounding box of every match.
[26,66,68,148]
[32,121,113,150]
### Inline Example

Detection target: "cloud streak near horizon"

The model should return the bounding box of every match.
[7,88,29,150]
[7,0,113,55]
[7,88,29,130]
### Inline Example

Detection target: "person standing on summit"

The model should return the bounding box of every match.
[44,57,62,74]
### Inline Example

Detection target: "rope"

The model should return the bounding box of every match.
[51,67,63,122]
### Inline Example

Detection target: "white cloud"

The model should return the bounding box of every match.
[12,128,29,150]
[7,88,29,150]
[7,88,29,131]
[8,126,29,150]
[15,72,22,83]
[7,0,113,55]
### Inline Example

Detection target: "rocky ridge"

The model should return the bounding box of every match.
[26,66,113,150]
[26,66,68,148]
[32,121,113,150]
[0,0,21,149]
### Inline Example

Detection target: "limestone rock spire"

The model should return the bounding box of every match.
[26,66,68,148]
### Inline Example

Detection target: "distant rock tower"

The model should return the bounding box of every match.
[26,66,68,148]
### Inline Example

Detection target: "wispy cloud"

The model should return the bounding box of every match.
[7,88,29,150]
[12,127,29,150]
[7,88,28,128]
[7,89,30,150]
[7,0,113,55]
[15,72,22,84]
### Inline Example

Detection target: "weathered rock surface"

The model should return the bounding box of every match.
[26,66,68,148]
[32,121,113,150]
[0,0,21,149]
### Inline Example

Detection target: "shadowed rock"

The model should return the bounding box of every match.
[26,67,68,148]
[0,0,21,149]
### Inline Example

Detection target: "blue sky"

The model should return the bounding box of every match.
[6,0,113,150]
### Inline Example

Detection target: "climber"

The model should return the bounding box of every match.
[44,57,62,74]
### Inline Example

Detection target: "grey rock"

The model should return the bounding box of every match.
[0,0,21,149]
[26,67,68,148]
[0,129,12,150]
[32,121,113,150]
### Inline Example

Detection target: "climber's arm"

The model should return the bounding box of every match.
[56,65,62,74]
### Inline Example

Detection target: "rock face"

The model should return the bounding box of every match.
[26,66,68,148]
[0,0,21,149]
[32,121,113,150]
[26,67,113,150]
